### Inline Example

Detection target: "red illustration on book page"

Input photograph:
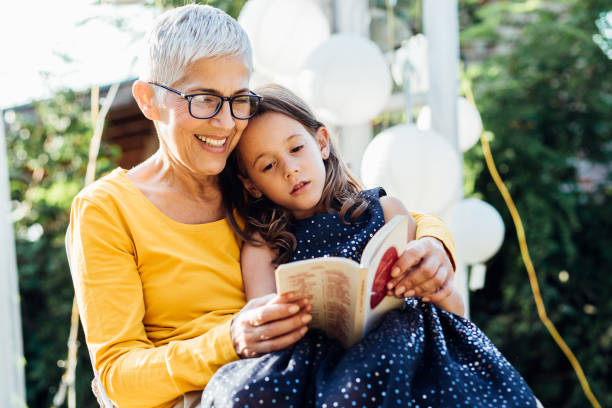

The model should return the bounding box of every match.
[370,247,399,309]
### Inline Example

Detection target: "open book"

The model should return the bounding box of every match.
[275,215,409,348]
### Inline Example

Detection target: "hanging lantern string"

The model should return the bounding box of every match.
[461,74,601,408]
[52,82,120,408]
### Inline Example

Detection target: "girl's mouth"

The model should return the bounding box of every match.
[291,181,310,195]
[194,134,227,148]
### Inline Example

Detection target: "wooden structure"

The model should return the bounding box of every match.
[101,80,158,169]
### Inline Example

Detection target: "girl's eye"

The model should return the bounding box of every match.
[262,162,274,172]
[291,145,304,153]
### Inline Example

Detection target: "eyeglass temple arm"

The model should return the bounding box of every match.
[148,82,186,98]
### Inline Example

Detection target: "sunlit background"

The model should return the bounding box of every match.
[0,0,157,108]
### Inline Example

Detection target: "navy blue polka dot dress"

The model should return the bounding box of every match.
[201,188,538,407]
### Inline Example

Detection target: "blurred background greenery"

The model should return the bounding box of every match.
[3,0,610,406]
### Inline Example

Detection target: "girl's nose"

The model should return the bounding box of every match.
[283,160,299,179]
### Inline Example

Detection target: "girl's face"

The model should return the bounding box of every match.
[154,55,251,178]
[237,112,330,220]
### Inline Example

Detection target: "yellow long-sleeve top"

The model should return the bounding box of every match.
[68,168,456,408]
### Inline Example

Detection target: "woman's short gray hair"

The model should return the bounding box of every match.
[140,4,252,87]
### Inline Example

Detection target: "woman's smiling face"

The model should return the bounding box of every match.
[155,55,251,177]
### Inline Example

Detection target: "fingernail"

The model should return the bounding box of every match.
[289,305,299,313]
[422,297,430,302]
[391,267,400,277]
[395,286,405,296]
[300,326,308,335]
[302,314,312,324]
[387,282,395,290]
[405,289,415,297]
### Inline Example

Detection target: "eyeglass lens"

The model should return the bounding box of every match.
[190,94,259,119]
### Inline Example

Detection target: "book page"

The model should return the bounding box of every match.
[360,216,408,336]
[360,215,407,267]
[275,257,362,347]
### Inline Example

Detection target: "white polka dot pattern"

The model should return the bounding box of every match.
[289,188,386,265]
[202,305,537,407]
[201,188,537,407]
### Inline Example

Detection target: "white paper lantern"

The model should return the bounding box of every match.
[238,0,330,77]
[298,34,392,126]
[361,124,461,213]
[391,34,428,94]
[417,97,483,152]
[469,263,487,291]
[249,70,274,89]
[446,198,505,264]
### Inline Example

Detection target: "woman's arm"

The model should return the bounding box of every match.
[70,196,240,407]
[230,292,311,358]
[241,238,278,300]
[380,195,465,316]
[71,191,312,407]
[430,283,465,316]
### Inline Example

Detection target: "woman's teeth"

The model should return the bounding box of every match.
[195,134,225,147]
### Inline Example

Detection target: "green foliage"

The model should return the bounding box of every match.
[154,0,247,18]
[6,90,119,407]
[461,0,612,406]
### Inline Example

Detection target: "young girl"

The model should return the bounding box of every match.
[228,88,463,315]
[202,85,538,408]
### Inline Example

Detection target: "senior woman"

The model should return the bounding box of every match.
[67,5,458,408]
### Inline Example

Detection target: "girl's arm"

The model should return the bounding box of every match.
[241,236,278,301]
[380,195,465,316]
[238,238,313,356]
[380,195,417,241]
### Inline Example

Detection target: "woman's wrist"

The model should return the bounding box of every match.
[433,288,465,316]
[420,236,456,271]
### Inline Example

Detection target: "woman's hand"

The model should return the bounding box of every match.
[386,237,455,304]
[231,292,312,358]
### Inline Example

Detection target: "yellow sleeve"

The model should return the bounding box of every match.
[68,196,238,408]
[411,212,457,271]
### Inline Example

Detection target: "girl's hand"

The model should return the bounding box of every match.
[386,237,455,304]
[231,292,312,358]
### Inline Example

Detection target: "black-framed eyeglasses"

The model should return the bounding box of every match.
[148,82,263,120]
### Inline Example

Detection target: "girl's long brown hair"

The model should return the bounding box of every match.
[222,84,368,264]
